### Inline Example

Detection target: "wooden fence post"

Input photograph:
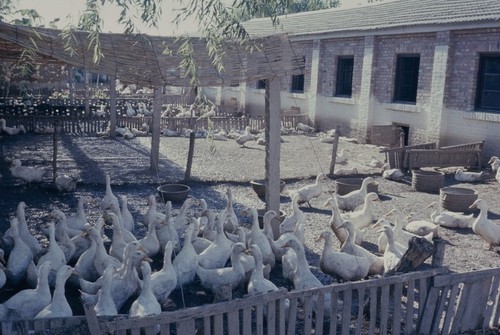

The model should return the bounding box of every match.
[431,238,446,268]
[185,131,196,181]
[83,303,101,335]
[328,126,340,177]
[52,119,58,183]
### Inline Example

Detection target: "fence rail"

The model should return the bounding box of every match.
[0,114,309,135]
[3,267,500,334]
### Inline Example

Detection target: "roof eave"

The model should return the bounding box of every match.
[288,20,500,42]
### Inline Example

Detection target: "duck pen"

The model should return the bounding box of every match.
[3,266,500,334]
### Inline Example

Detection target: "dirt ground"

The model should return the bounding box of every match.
[0,131,499,315]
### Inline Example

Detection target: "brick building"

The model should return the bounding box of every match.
[203,0,500,159]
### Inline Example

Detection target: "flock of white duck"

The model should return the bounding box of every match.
[0,151,499,322]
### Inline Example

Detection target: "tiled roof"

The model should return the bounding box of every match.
[243,0,500,37]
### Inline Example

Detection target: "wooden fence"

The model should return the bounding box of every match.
[1,113,309,135]
[3,266,500,334]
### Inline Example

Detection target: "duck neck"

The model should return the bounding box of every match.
[37,266,51,293]
[105,175,112,194]
[53,273,67,300]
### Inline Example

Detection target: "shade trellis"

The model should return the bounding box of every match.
[0,21,304,87]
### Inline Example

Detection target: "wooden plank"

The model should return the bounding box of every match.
[213,314,223,335]
[144,325,159,335]
[490,276,500,329]
[450,282,472,334]
[303,295,313,335]
[430,285,451,334]
[278,299,286,335]
[441,283,461,335]
[177,319,196,335]
[160,323,170,335]
[131,327,141,335]
[329,290,339,335]
[315,292,325,335]
[392,283,403,335]
[243,307,252,335]
[341,289,352,335]
[256,303,264,335]
[417,286,441,334]
[355,288,365,335]
[83,302,101,335]
[433,267,500,287]
[418,277,429,323]
[33,319,46,331]
[203,316,211,335]
[379,285,390,335]
[267,300,276,335]
[484,276,500,329]
[461,277,493,332]
[404,280,416,335]
[227,310,239,335]
[368,286,378,335]
[287,298,298,335]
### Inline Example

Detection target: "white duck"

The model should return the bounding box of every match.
[156,201,180,253]
[323,197,363,246]
[379,224,404,276]
[197,211,232,269]
[10,159,45,184]
[101,173,120,215]
[94,265,118,316]
[55,173,78,192]
[6,217,33,285]
[37,222,67,281]
[138,215,163,258]
[247,244,280,296]
[288,173,327,207]
[197,242,247,295]
[235,126,256,147]
[125,102,136,117]
[66,195,93,233]
[369,155,385,168]
[404,212,439,238]
[173,219,198,288]
[220,188,239,233]
[488,156,500,172]
[470,199,500,250]
[108,213,128,262]
[316,230,370,282]
[90,223,122,276]
[129,261,161,317]
[381,209,416,252]
[50,209,76,262]
[296,122,315,133]
[339,221,384,276]
[151,241,177,305]
[35,265,74,318]
[280,194,307,235]
[111,245,152,312]
[274,234,333,316]
[107,204,136,243]
[74,226,99,282]
[336,177,374,211]
[427,201,474,228]
[199,202,217,242]
[341,192,380,231]
[381,163,405,182]
[172,197,196,234]
[496,169,500,184]
[455,168,485,182]
[120,195,135,233]
[336,148,349,165]
[247,208,275,268]
[142,194,166,227]
[0,261,53,321]
[11,201,42,256]
[0,118,26,135]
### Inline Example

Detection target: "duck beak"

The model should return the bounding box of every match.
[81,230,89,237]
[469,203,477,209]
[143,256,153,263]
[72,270,79,276]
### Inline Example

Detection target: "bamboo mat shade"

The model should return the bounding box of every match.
[0,21,305,87]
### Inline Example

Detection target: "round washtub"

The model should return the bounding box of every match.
[440,186,479,213]
[411,170,444,194]
[250,179,286,201]
[157,184,191,203]
[335,178,379,196]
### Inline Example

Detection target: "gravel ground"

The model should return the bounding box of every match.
[0,131,499,315]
